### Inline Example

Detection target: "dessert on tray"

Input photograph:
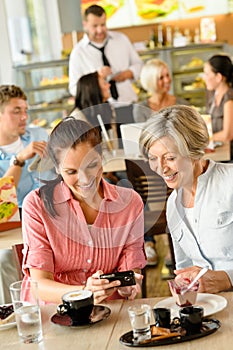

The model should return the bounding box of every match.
[0,304,15,324]
[168,278,199,307]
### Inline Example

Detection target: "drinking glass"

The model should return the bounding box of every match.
[10,279,43,344]
[128,304,151,342]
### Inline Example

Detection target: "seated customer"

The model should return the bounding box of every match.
[203,54,233,147]
[140,105,233,293]
[133,58,189,123]
[70,71,119,184]
[0,85,53,304]
[22,118,146,304]
[70,71,115,133]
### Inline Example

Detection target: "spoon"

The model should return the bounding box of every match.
[181,267,208,295]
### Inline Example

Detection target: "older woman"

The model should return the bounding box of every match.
[139,105,233,294]
[22,118,146,304]
[133,58,189,123]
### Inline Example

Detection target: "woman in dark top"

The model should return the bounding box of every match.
[71,71,114,131]
[203,54,233,142]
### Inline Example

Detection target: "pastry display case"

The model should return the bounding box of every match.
[138,42,225,109]
[14,58,73,128]
[14,43,226,127]
[171,43,224,109]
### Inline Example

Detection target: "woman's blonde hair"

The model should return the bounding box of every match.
[140,59,169,94]
[139,105,209,159]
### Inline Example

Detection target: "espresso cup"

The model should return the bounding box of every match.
[57,290,94,325]
[179,306,204,334]
[153,307,171,328]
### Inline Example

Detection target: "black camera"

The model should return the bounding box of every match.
[99,270,136,287]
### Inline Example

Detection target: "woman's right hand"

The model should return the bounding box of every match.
[85,270,121,304]
[175,266,232,293]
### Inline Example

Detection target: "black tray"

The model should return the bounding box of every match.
[119,318,220,347]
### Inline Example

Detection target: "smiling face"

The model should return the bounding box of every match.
[156,66,171,93]
[0,97,28,143]
[83,13,107,44]
[98,74,110,102]
[203,62,221,91]
[59,142,103,202]
[148,136,195,190]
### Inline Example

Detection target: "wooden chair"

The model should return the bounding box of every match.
[12,243,24,280]
[125,159,175,297]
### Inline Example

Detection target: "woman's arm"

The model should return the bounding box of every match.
[213,100,233,141]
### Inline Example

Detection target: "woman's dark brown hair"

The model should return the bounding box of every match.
[39,117,102,217]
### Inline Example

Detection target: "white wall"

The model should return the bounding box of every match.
[0,0,62,84]
[0,0,14,83]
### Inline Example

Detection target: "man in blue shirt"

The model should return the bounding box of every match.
[0,85,54,303]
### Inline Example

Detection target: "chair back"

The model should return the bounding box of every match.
[125,159,172,214]
[125,158,175,298]
[12,243,24,280]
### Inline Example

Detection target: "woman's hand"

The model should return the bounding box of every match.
[117,272,143,300]
[85,270,121,304]
[174,266,232,293]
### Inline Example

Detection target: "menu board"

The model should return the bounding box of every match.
[0,176,21,231]
[81,0,230,29]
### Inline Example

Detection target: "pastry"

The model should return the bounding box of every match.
[0,304,15,325]
[168,278,199,307]
[135,0,178,20]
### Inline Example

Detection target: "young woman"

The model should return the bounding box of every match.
[133,59,189,123]
[22,118,146,304]
[203,54,233,143]
[139,105,233,294]
[70,71,114,132]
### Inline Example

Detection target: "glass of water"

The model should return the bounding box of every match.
[128,304,151,342]
[10,279,43,344]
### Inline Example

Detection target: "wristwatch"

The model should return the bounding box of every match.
[10,155,25,167]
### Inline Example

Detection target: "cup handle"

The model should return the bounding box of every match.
[57,303,69,315]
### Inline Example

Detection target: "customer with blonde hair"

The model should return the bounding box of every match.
[133,58,189,123]
[139,105,233,294]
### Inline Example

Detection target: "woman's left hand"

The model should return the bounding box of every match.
[174,266,232,293]
[85,270,121,304]
[117,272,143,300]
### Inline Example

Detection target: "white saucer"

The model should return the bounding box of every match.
[154,293,227,317]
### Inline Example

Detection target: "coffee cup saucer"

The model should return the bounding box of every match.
[51,305,111,327]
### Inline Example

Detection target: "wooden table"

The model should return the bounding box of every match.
[1,292,232,349]
[0,227,22,249]
[203,142,230,162]
[103,142,231,173]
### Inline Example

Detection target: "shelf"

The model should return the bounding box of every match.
[14,58,71,124]
[29,103,72,114]
[138,42,225,108]
[173,67,204,74]
[14,58,69,71]
[137,42,225,55]
[25,83,68,92]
